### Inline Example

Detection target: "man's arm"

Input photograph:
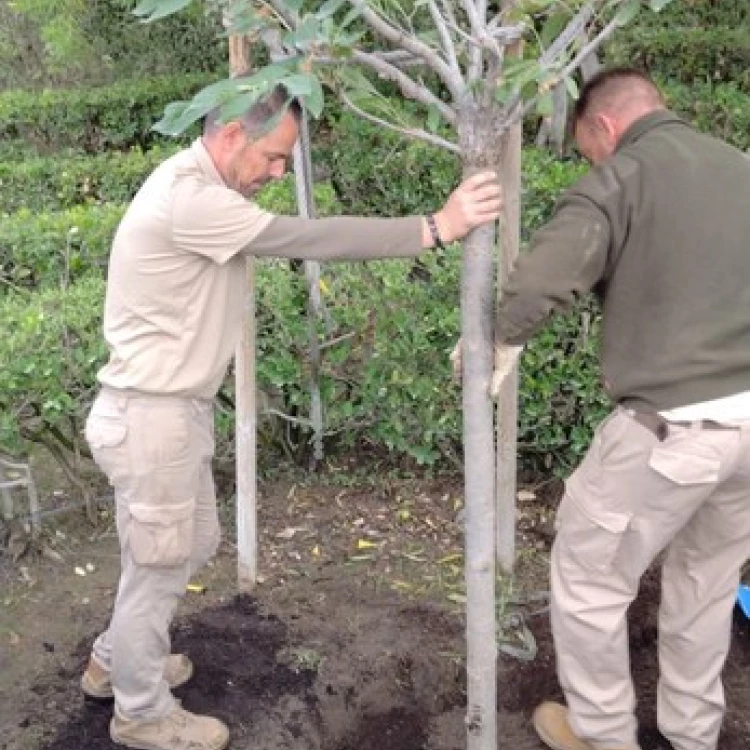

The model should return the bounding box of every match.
[172,172,501,263]
[496,195,611,344]
[250,171,501,261]
[495,151,641,345]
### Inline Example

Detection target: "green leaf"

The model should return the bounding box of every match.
[536,91,554,116]
[340,6,361,28]
[282,73,314,99]
[540,11,571,49]
[133,0,193,23]
[290,15,319,48]
[152,99,209,136]
[316,0,347,20]
[648,0,673,10]
[304,76,325,119]
[614,0,642,27]
[426,105,441,133]
[564,76,579,100]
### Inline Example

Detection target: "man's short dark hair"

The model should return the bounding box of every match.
[573,67,664,124]
[203,82,302,138]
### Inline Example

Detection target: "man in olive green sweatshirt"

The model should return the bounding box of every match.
[496,68,750,750]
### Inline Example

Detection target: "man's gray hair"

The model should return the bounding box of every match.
[203,83,302,138]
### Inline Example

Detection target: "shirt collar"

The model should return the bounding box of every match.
[616,109,687,153]
[191,138,226,186]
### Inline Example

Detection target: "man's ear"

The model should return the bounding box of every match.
[596,112,619,142]
[219,120,245,146]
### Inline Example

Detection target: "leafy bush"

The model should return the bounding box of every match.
[0,178,341,293]
[314,110,586,226]
[609,27,750,89]
[0,274,108,457]
[662,81,750,153]
[0,0,228,89]
[0,73,213,154]
[0,204,124,292]
[0,145,179,213]
[1,255,605,475]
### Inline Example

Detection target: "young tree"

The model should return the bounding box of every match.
[134,1,674,747]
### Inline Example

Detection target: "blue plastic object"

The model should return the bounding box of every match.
[737,584,750,619]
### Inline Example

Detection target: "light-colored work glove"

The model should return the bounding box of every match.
[450,338,522,400]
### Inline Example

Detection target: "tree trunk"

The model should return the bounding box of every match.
[550,81,568,156]
[230,32,258,591]
[291,112,325,468]
[496,102,522,575]
[459,101,501,750]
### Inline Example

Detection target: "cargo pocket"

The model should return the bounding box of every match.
[127,500,195,567]
[648,442,720,486]
[555,493,631,573]
[86,414,127,450]
[85,414,128,481]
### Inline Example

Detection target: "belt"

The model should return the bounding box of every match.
[629,411,740,442]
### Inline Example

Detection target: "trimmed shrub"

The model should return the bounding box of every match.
[0,73,213,154]
[609,27,750,89]
[0,274,108,457]
[663,81,750,153]
[0,145,179,214]
[314,110,586,228]
[0,178,342,293]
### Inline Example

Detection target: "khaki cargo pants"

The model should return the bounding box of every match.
[85,387,220,721]
[552,408,750,750]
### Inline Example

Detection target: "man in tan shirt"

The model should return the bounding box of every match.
[81,85,501,750]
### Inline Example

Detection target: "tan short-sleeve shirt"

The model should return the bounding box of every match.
[97,140,274,399]
[97,139,423,399]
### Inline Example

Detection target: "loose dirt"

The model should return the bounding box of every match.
[2,463,749,750]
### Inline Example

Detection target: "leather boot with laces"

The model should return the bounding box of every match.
[533,702,630,750]
[81,654,194,700]
[110,704,229,750]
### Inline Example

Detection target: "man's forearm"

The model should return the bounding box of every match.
[497,201,610,344]
[248,215,425,261]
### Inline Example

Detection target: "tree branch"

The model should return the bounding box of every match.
[459,0,485,79]
[428,1,461,79]
[349,0,464,99]
[539,4,594,66]
[558,15,619,82]
[351,49,458,125]
[511,14,619,131]
[340,91,460,153]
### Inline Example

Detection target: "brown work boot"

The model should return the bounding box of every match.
[110,704,229,750]
[533,702,595,750]
[81,654,194,700]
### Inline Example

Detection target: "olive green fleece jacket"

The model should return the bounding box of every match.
[497,110,750,412]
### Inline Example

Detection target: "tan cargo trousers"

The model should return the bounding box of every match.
[552,408,750,750]
[84,387,220,721]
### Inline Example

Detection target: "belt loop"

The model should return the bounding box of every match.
[627,409,669,441]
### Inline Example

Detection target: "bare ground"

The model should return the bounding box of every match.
[1,458,749,750]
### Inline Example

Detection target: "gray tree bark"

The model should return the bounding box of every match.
[459,100,502,750]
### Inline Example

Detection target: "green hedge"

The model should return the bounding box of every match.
[0,274,107,459]
[1,136,599,471]
[0,73,213,154]
[314,110,586,229]
[0,145,179,214]
[609,28,750,89]
[663,81,750,153]
[0,204,124,291]
[0,256,606,474]
[0,179,342,293]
